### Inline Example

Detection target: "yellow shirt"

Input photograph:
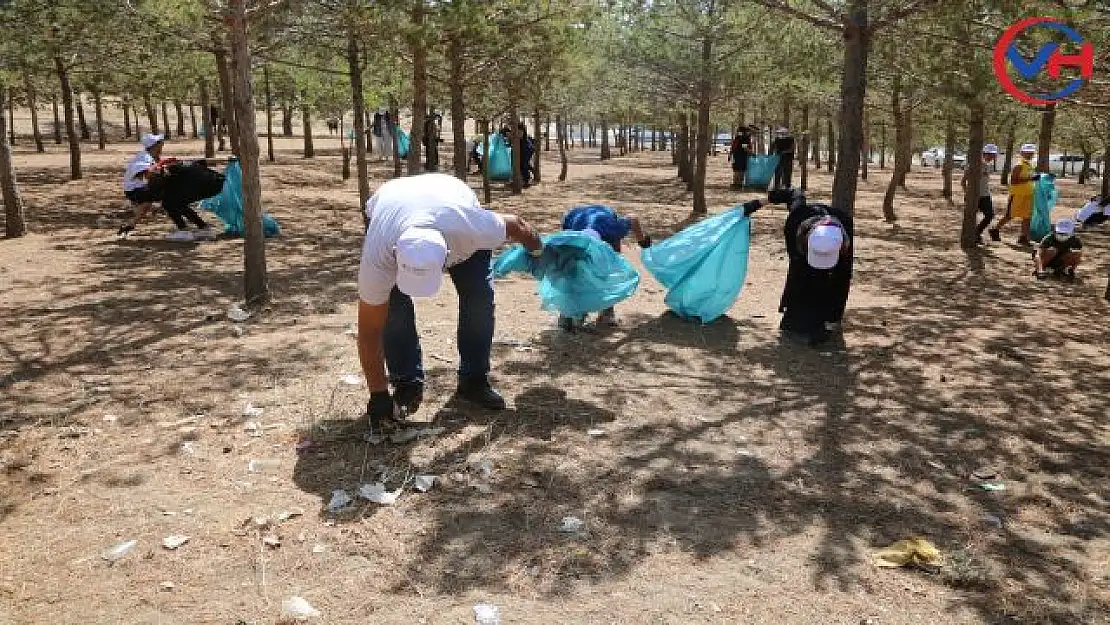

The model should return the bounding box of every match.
[1010,161,1034,198]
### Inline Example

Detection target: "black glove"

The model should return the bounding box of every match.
[392,380,424,415]
[742,200,763,217]
[638,236,653,248]
[366,391,393,430]
[767,188,796,206]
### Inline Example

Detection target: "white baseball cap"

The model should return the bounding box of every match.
[141,133,165,150]
[395,227,448,298]
[983,144,999,155]
[807,223,844,269]
[1020,143,1037,154]
[1054,218,1076,236]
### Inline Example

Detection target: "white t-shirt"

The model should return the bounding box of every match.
[122,150,155,192]
[1076,199,1103,223]
[357,174,506,305]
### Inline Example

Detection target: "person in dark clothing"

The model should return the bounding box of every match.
[729,126,753,189]
[770,187,853,346]
[146,160,224,237]
[423,111,440,172]
[517,123,534,187]
[770,127,796,190]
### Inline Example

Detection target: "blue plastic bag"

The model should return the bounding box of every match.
[395,125,410,159]
[492,231,640,318]
[199,159,281,238]
[745,154,780,189]
[487,134,513,181]
[562,204,632,244]
[641,206,751,323]
[1029,174,1058,242]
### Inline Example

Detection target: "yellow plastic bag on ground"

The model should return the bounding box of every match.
[871,537,940,568]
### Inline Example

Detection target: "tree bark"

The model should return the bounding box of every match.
[448,35,467,179]
[600,116,611,160]
[53,54,81,180]
[200,81,215,159]
[214,48,240,157]
[532,107,541,183]
[75,91,90,140]
[1079,150,1091,184]
[301,96,314,158]
[160,102,170,142]
[1101,140,1109,200]
[509,105,522,194]
[389,96,402,178]
[812,117,821,168]
[693,37,713,216]
[407,0,426,175]
[860,111,869,181]
[174,100,185,137]
[6,89,14,145]
[879,122,886,168]
[480,120,491,204]
[24,74,44,153]
[827,114,836,172]
[189,104,198,138]
[92,87,105,150]
[122,97,132,139]
[282,105,293,136]
[961,98,986,249]
[0,87,26,237]
[831,4,869,215]
[144,94,158,134]
[800,103,810,191]
[228,0,269,306]
[51,93,62,144]
[1001,123,1015,185]
[882,74,909,223]
[942,114,955,201]
[557,113,568,182]
[1036,104,1055,173]
[263,66,274,163]
[347,30,370,219]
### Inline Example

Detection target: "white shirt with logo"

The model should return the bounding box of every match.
[122,150,155,192]
[357,173,506,305]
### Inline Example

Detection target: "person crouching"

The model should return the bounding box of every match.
[1034,218,1082,281]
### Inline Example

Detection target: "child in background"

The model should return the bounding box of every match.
[1034,218,1082,280]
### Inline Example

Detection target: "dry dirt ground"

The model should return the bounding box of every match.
[1,114,1109,625]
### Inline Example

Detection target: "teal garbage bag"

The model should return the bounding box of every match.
[745,154,780,190]
[1030,174,1058,242]
[395,125,410,159]
[487,134,512,181]
[641,206,752,323]
[199,159,281,238]
[492,231,640,318]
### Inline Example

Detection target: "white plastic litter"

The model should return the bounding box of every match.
[311,543,327,554]
[180,441,197,455]
[102,414,118,423]
[474,459,494,478]
[340,373,363,386]
[414,475,437,492]
[244,421,262,437]
[227,304,251,322]
[326,490,352,512]
[248,459,280,473]
[102,539,138,563]
[276,509,304,522]
[160,581,175,591]
[558,516,585,534]
[587,428,606,437]
[281,596,321,620]
[162,535,190,550]
[473,603,501,624]
[243,403,264,418]
[358,482,402,505]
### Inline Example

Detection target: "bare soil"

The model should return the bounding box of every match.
[1,114,1109,624]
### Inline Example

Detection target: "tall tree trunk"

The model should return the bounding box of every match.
[961,98,986,249]
[882,74,907,223]
[24,74,44,153]
[1001,123,1015,185]
[860,111,869,181]
[228,0,268,306]
[92,87,105,150]
[782,96,791,129]
[942,114,955,201]
[600,116,611,160]
[544,115,551,152]
[189,104,198,138]
[831,5,869,214]
[407,0,426,175]
[509,105,522,194]
[879,122,886,168]
[214,48,240,156]
[1036,104,1055,173]
[282,105,293,136]
[448,35,467,179]
[0,88,26,237]
[812,118,822,168]
[347,30,370,218]
[122,97,132,139]
[389,96,402,178]
[6,89,14,145]
[301,97,314,158]
[897,109,912,189]
[693,39,713,216]
[532,108,541,183]
[1101,140,1109,200]
[263,65,274,163]
[480,120,491,204]
[75,91,90,140]
[758,102,767,153]
[827,115,836,172]
[51,93,62,144]
[200,81,215,159]
[160,102,171,142]
[144,94,158,134]
[53,55,81,180]
[800,104,810,191]
[174,100,185,137]
[1079,150,1091,184]
[557,113,568,182]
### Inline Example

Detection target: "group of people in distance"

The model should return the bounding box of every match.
[355,172,853,432]
[964,142,1104,281]
[728,126,797,190]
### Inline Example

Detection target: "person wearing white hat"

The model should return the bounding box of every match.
[357,173,543,431]
[770,126,796,190]
[962,143,999,244]
[118,133,166,238]
[1034,218,1082,279]
[1075,195,1110,228]
[989,142,1038,245]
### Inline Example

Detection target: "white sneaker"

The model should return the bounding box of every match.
[164,230,196,242]
[193,227,217,240]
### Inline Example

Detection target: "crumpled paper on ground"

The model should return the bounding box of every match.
[871,536,940,568]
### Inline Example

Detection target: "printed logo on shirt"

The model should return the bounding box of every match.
[993,17,1093,106]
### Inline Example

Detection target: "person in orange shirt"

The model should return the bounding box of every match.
[989,143,1037,245]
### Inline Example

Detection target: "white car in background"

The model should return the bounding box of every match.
[921,147,966,169]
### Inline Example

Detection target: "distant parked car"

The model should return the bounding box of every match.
[921,147,966,169]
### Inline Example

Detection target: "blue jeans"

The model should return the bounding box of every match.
[383,250,494,385]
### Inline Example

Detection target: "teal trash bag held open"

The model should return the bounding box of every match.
[641,206,752,323]
[1029,174,1058,242]
[492,231,640,318]
[487,134,513,181]
[395,124,411,159]
[199,159,281,238]
[745,154,780,190]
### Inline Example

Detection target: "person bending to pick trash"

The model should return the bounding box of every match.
[118,133,167,239]
[1034,218,1082,281]
[357,173,544,432]
[989,143,1037,246]
[1075,195,1110,228]
[558,204,652,330]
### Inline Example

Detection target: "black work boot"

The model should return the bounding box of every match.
[457,376,506,410]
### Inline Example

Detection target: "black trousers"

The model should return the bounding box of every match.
[976,196,994,235]
[774,153,794,189]
[163,200,208,230]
